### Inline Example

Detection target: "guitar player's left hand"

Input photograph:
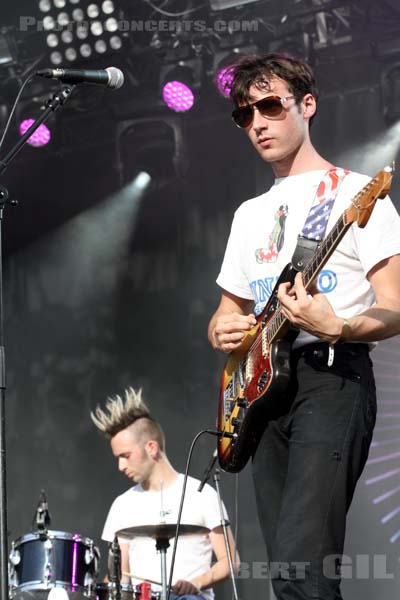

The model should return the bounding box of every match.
[277,272,343,343]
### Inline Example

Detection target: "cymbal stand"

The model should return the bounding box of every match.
[155,535,170,600]
[213,470,239,600]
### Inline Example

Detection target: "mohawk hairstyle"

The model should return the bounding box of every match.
[91,387,151,439]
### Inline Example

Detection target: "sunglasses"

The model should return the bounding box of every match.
[232,95,295,128]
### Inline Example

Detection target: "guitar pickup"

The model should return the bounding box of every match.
[236,400,247,409]
[231,418,242,428]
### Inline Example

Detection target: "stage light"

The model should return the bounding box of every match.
[19,119,51,147]
[162,81,194,113]
[215,65,235,98]
[161,61,200,113]
[118,119,183,188]
[37,0,124,65]
[213,47,256,97]
[15,92,57,148]
[134,171,152,191]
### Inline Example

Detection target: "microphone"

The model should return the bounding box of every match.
[36,67,124,90]
[34,489,51,532]
[198,449,218,493]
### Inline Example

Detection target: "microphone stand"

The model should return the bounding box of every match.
[0,84,75,600]
[212,470,240,600]
[197,449,217,493]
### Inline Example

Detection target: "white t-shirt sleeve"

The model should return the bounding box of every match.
[216,206,254,300]
[199,482,229,531]
[101,496,129,544]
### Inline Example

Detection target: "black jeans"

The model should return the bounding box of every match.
[252,342,377,600]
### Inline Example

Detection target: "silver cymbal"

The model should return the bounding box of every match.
[116,523,210,540]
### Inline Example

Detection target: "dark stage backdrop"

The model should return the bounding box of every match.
[3,75,400,600]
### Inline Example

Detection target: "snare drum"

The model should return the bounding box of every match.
[9,530,99,596]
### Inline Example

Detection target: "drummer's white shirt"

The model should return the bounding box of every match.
[102,474,227,600]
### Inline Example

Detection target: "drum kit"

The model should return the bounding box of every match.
[8,523,209,600]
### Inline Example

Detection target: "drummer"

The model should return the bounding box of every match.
[91,388,239,600]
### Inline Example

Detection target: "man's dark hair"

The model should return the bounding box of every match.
[227,52,319,124]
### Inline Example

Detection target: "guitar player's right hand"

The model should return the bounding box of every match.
[212,312,257,353]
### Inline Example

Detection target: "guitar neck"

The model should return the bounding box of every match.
[265,212,349,344]
[302,212,349,289]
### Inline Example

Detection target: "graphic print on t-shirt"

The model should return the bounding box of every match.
[255,204,288,263]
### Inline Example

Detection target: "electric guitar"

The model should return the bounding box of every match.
[217,166,394,473]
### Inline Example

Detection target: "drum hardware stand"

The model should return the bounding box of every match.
[155,534,170,600]
[108,536,121,600]
[0,84,75,600]
[33,490,52,534]
[85,540,99,598]
[213,470,240,600]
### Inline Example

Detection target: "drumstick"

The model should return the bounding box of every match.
[122,572,162,586]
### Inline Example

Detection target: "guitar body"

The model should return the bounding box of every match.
[217,264,298,473]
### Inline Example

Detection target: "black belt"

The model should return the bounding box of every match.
[292,342,370,369]
[293,341,369,358]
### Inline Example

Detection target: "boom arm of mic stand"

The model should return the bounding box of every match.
[0,85,75,177]
[213,469,240,600]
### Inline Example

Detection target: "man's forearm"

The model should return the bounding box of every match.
[342,304,400,343]
[191,557,233,591]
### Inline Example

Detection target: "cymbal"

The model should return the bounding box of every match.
[116,523,210,540]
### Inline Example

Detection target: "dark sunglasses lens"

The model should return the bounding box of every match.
[232,106,252,128]
[232,97,284,127]
[258,97,283,117]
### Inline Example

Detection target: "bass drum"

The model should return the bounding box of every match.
[9,530,99,599]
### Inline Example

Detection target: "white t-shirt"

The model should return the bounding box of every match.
[217,169,400,347]
[102,474,227,600]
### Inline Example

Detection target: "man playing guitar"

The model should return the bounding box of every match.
[208,52,400,600]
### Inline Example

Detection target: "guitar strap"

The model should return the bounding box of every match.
[291,167,350,365]
[291,167,350,271]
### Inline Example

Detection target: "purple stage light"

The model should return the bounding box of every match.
[162,81,194,112]
[19,119,51,147]
[216,66,234,97]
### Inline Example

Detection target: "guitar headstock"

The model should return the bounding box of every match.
[345,165,394,228]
